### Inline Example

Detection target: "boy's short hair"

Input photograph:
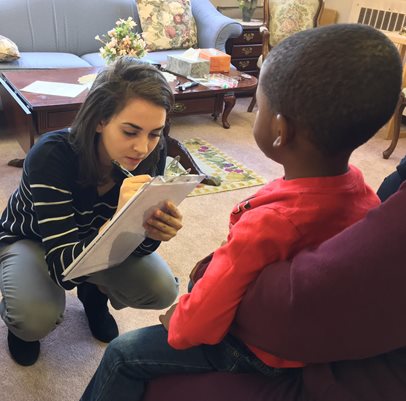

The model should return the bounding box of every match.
[261,24,402,155]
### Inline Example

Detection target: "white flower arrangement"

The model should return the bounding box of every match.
[95,17,147,63]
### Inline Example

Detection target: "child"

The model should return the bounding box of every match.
[80,24,402,401]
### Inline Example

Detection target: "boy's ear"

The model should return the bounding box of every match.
[273,114,292,148]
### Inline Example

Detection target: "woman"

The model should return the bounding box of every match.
[0,57,182,366]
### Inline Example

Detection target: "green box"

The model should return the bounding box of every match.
[166,55,210,78]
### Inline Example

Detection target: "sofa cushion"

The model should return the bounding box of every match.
[0,35,20,62]
[0,53,91,70]
[138,0,198,51]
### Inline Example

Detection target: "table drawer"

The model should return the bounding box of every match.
[231,44,262,58]
[233,29,262,45]
[233,58,259,72]
[37,108,79,133]
[172,97,217,115]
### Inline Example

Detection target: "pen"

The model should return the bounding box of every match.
[176,81,199,91]
[112,160,134,178]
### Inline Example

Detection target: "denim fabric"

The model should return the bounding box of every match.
[80,325,285,401]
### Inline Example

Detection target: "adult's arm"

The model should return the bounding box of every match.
[232,182,406,363]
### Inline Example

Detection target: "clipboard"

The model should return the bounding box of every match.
[62,174,204,281]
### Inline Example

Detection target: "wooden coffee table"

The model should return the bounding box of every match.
[0,67,257,183]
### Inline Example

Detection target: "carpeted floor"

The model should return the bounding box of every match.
[1,97,406,401]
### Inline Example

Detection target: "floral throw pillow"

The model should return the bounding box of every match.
[0,35,20,62]
[268,0,321,47]
[138,0,198,51]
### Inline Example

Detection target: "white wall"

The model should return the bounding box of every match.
[210,0,353,23]
[324,0,353,22]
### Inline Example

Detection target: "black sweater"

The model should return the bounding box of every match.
[0,130,162,290]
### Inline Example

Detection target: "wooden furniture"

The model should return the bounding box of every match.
[226,19,263,78]
[381,30,406,159]
[247,0,324,112]
[0,67,257,183]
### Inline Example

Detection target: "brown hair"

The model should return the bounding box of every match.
[69,56,174,186]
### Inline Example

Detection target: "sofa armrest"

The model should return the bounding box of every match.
[191,0,242,52]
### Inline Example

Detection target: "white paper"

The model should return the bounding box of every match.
[62,174,204,281]
[21,80,87,98]
[181,48,200,60]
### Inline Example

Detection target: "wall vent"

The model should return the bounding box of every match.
[349,1,406,31]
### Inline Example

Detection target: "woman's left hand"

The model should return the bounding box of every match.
[144,200,183,241]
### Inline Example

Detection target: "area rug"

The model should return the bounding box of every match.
[171,138,267,197]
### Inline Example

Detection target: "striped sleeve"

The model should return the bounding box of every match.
[29,176,97,289]
[25,140,96,290]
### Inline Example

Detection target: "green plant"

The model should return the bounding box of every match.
[95,17,147,63]
[238,0,258,10]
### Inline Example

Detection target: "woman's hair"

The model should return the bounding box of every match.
[69,56,174,186]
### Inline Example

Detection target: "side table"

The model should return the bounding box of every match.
[226,19,263,78]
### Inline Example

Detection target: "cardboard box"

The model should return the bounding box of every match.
[166,55,210,78]
[199,48,231,73]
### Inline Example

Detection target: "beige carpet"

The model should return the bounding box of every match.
[1,97,406,401]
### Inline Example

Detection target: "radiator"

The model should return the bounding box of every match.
[349,0,406,31]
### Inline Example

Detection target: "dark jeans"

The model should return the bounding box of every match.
[80,324,283,401]
[377,155,406,202]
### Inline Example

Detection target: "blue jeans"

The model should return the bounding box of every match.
[80,324,282,401]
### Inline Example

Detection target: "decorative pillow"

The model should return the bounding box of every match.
[0,35,20,62]
[268,0,321,47]
[138,0,198,51]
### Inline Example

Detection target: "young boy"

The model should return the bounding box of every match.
[80,24,402,401]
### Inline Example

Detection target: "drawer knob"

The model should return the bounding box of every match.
[238,60,250,69]
[243,32,255,42]
[242,47,253,56]
[173,102,186,112]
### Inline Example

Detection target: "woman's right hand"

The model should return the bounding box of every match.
[116,175,152,212]
[98,175,152,235]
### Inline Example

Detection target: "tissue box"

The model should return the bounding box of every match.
[166,55,210,78]
[199,49,231,73]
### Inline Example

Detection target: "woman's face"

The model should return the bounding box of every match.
[97,97,166,172]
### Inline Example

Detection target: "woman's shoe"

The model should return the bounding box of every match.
[77,282,119,343]
[7,330,40,366]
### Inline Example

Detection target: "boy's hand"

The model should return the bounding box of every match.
[159,303,178,331]
[144,201,183,241]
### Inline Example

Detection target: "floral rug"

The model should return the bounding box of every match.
[167,138,266,197]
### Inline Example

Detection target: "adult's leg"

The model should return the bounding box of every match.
[0,240,65,341]
[377,155,406,201]
[88,252,178,310]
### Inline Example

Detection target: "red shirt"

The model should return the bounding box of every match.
[168,165,380,368]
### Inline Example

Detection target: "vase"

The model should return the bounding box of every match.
[241,1,257,22]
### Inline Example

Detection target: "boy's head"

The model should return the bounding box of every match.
[256,24,402,158]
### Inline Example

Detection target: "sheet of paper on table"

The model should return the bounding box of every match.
[21,80,88,98]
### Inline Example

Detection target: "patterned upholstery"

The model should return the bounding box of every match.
[138,0,198,51]
[268,0,322,47]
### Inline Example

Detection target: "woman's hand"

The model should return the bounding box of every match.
[144,200,183,241]
[117,175,152,212]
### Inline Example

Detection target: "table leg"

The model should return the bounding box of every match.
[383,92,406,159]
[0,77,34,167]
[164,121,221,186]
[222,94,236,129]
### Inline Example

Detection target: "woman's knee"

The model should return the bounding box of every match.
[5,297,65,341]
[120,274,178,310]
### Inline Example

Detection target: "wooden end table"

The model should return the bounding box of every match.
[0,67,257,184]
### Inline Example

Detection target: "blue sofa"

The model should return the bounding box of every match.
[0,0,242,70]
